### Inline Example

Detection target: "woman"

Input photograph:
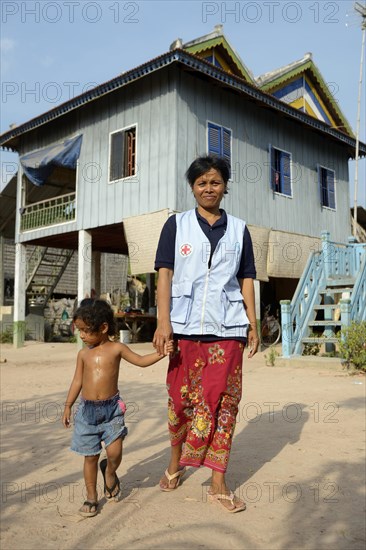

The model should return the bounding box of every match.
[153,155,259,513]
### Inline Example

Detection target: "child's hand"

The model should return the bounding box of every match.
[62,407,71,428]
[164,340,175,355]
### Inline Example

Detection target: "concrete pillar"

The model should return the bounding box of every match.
[78,230,92,302]
[13,164,26,347]
[0,235,4,307]
[340,299,351,330]
[13,243,27,347]
[321,230,332,280]
[254,279,261,332]
[280,300,292,357]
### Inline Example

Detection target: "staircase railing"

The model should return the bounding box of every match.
[281,250,324,357]
[350,251,366,321]
[26,246,47,289]
[281,232,366,357]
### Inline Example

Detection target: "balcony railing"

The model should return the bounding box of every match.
[20,192,76,231]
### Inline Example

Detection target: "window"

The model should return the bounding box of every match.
[109,126,136,182]
[270,146,292,197]
[318,166,335,209]
[207,122,231,164]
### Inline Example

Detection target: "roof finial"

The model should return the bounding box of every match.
[214,24,223,35]
[169,38,183,51]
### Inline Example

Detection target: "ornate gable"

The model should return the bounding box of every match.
[256,53,353,138]
[174,24,254,83]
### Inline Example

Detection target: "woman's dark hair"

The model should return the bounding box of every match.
[185,156,230,192]
[73,299,116,336]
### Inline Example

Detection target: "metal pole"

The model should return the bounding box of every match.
[353,2,366,237]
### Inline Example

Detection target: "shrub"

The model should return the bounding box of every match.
[0,327,13,343]
[303,332,321,356]
[264,346,280,367]
[338,321,366,372]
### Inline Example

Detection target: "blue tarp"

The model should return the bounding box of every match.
[20,134,83,186]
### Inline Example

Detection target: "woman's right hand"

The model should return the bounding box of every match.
[62,406,72,428]
[153,320,173,356]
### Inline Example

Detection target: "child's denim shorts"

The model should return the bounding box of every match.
[71,392,128,456]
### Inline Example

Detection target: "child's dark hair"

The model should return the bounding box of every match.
[73,299,116,336]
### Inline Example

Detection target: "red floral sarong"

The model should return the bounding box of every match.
[166,339,244,473]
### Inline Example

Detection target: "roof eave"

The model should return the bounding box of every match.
[1,50,364,158]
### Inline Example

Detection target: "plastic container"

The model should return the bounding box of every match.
[120,330,130,343]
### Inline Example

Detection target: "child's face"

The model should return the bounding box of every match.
[74,318,107,346]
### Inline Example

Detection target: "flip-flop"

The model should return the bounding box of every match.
[79,500,98,517]
[207,491,246,513]
[159,467,186,492]
[99,458,120,500]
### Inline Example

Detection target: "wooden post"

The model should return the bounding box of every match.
[146,273,156,310]
[92,250,101,297]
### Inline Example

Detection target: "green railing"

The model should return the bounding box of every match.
[20,193,76,231]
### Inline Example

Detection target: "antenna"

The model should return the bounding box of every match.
[353,2,366,238]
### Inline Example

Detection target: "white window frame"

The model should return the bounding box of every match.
[270,145,293,199]
[108,123,138,183]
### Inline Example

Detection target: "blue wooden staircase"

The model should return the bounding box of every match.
[281,232,366,357]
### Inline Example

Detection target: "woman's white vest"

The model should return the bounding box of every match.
[171,209,249,338]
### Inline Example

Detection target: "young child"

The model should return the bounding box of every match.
[62,299,171,518]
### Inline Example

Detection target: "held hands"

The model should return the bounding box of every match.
[164,340,175,356]
[247,326,260,358]
[153,321,173,356]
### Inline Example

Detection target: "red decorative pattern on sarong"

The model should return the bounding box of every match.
[166,340,244,473]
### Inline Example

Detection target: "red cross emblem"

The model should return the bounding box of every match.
[179,243,193,257]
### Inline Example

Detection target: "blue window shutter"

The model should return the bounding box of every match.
[270,145,276,191]
[208,123,231,164]
[281,152,292,196]
[208,123,221,156]
[319,165,329,207]
[317,164,324,206]
[327,169,335,209]
[222,128,231,163]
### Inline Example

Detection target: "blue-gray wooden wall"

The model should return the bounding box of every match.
[17,66,351,244]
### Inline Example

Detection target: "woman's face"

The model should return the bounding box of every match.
[191,168,226,211]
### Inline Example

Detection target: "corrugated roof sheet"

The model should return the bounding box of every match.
[1,49,365,157]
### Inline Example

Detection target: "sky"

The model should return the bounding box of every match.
[1,0,365,208]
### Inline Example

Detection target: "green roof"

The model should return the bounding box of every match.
[184,36,254,83]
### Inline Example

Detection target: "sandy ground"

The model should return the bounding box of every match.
[0,341,365,550]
